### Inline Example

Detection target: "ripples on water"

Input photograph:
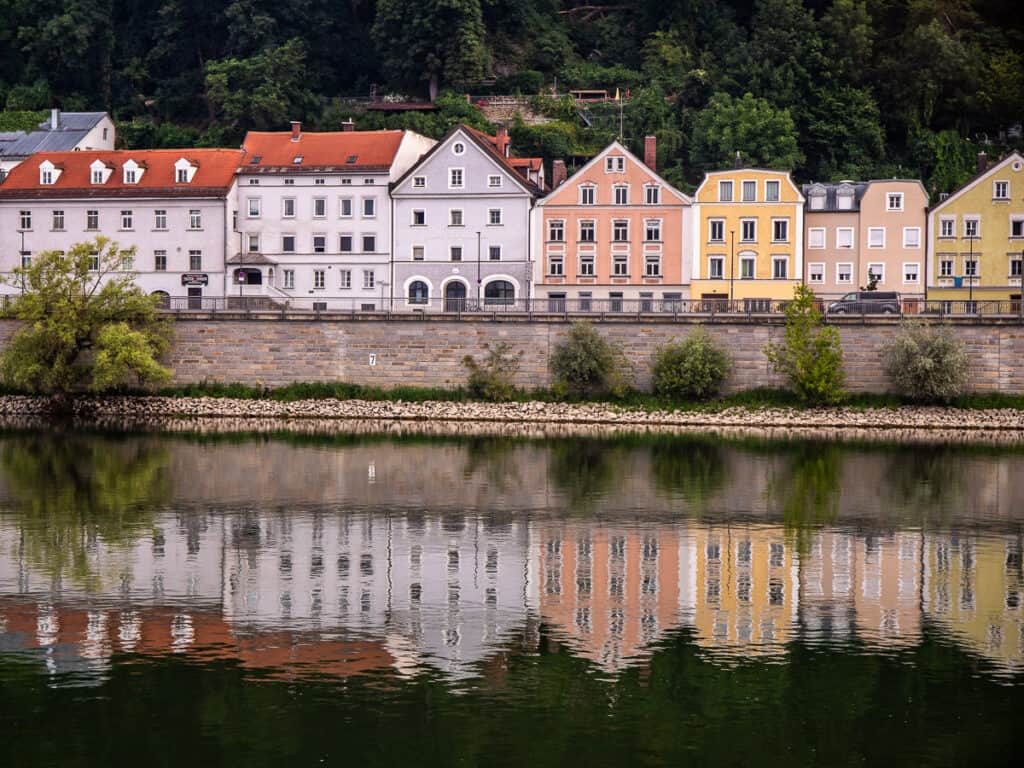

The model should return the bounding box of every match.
[0,428,1022,766]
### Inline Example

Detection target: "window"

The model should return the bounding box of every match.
[579,220,595,242]
[340,235,353,252]
[886,192,904,211]
[837,191,854,210]
[282,235,296,253]
[314,178,325,185]
[452,141,465,155]
[92,169,104,184]
[867,263,885,283]
[450,246,462,261]
[1011,257,1023,277]
[121,210,133,230]
[903,263,920,283]
[88,252,99,271]
[189,250,202,271]
[1011,218,1024,239]
[867,227,885,248]
[718,181,733,202]
[903,227,921,248]
[314,270,325,289]
[362,198,376,217]
[580,186,596,205]
[741,219,756,242]
[645,186,660,204]
[413,176,425,188]
[283,270,295,289]
[772,257,788,279]
[836,228,854,249]
[765,180,780,202]
[994,181,1009,200]
[740,256,755,279]
[485,281,515,305]
[488,175,502,188]
[313,198,326,218]
[964,218,979,238]
[339,270,351,289]
[449,209,463,226]
[125,168,140,184]
[362,235,376,252]
[408,281,429,304]
[19,211,31,230]
[940,218,955,238]
[709,257,724,279]
[340,198,353,218]
[247,234,259,252]
[709,219,725,242]
[614,186,628,205]
[154,251,167,271]
[153,210,167,230]
[282,198,296,218]
[412,209,425,226]
[412,245,424,260]
[488,208,502,225]
[605,156,625,172]
[18,251,30,268]
[247,198,261,217]
[488,245,501,261]
[51,210,64,231]
[449,168,464,188]
[363,270,375,289]
[548,220,564,242]
[579,254,594,276]
[939,258,954,278]
[808,262,824,283]
[613,254,629,276]
[809,192,825,210]
[176,168,188,183]
[613,220,629,241]
[808,228,825,249]
[742,180,756,201]
[645,254,661,277]
[247,178,259,185]
[645,220,661,242]
[964,257,978,277]
[548,255,564,275]
[189,209,201,230]
[40,167,54,185]
[86,210,98,230]
[772,219,788,242]
[313,235,326,253]
[836,263,853,283]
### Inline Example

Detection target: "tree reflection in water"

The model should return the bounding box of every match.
[649,437,726,515]
[766,444,842,554]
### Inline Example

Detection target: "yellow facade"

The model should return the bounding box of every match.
[927,152,1024,303]
[691,168,804,304]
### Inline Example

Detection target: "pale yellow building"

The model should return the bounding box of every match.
[691,168,804,307]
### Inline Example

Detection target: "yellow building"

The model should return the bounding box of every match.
[691,168,804,307]
[927,151,1024,307]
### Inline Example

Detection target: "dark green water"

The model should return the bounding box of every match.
[0,427,1021,767]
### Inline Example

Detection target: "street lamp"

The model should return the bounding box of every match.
[476,230,482,311]
[729,229,735,307]
[968,226,975,314]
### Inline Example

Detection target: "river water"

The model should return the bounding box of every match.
[0,426,1021,766]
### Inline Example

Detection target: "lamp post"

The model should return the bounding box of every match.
[476,230,482,311]
[968,227,975,314]
[16,229,25,294]
[379,280,389,312]
[729,229,735,307]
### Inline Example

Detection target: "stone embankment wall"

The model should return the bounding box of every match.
[1,318,1022,394]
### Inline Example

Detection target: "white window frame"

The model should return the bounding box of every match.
[339,269,352,289]
[86,210,99,230]
[488,245,501,261]
[247,198,261,218]
[740,218,756,243]
[612,219,629,242]
[835,227,854,249]
[488,208,503,226]
[580,185,596,205]
[709,219,725,243]
[283,269,295,289]
[764,180,781,202]
[548,220,565,242]
[312,234,327,254]
[412,209,426,226]
[578,254,595,276]
[718,180,733,202]
[412,176,426,189]
[644,253,661,277]
[51,210,64,231]
[362,234,376,253]
[488,175,502,188]
[339,234,353,253]
[740,255,756,279]
[340,197,353,218]
[772,256,789,280]
[1010,216,1024,239]
[902,262,920,284]
[120,210,133,230]
[939,258,954,278]
[448,167,464,189]
[771,218,789,243]
[189,209,202,230]
[836,262,853,284]
[362,197,376,218]
[994,180,1010,200]
[708,256,725,279]
[548,254,564,276]
[963,255,978,277]
[282,197,296,218]
[604,156,625,173]
[886,192,904,211]
[449,208,464,227]
[1010,255,1023,278]
[866,262,885,283]
[247,233,260,253]
[807,227,825,249]
[154,210,167,230]
[411,245,425,261]
[313,197,327,218]
[939,217,955,238]
[281,234,296,253]
[645,219,661,242]
[313,270,325,290]
[902,227,921,249]
[362,270,375,289]
[612,254,629,276]
[579,220,595,242]
[645,185,660,205]
[741,180,757,202]
[867,227,886,249]
[613,185,629,205]
[963,217,980,239]
[808,262,825,283]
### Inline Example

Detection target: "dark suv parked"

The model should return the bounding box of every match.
[827,291,901,315]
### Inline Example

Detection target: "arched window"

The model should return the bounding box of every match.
[151,290,170,309]
[484,280,515,305]
[408,280,429,305]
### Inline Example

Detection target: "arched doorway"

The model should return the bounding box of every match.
[444,281,467,312]
[483,279,515,306]
[151,290,170,309]
[408,280,429,305]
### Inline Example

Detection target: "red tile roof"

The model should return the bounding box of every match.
[241,129,405,171]
[0,148,242,198]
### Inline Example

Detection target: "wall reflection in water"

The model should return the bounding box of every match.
[0,430,1022,686]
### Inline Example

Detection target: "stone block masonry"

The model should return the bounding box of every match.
[0,318,1022,394]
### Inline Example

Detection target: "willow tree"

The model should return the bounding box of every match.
[1,237,172,396]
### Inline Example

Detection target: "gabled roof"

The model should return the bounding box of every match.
[461,125,543,195]
[240,129,405,172]
[928,151,1024,213]
[0,149,243,198]
[694,166,804,202]
[37,112,107,131]
[0,112,109,158]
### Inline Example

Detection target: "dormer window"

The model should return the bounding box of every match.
[807,185,826,210]
[38,160,60,185]
[41,169,54,185]
[122,159,143,185]
[836,186,854,210]
[293,155,303,164]
[174,158,198,184]
[92,170,104,184]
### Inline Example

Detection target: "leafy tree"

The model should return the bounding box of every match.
[765,285,846,404]
[651,329,731,401]
[549,322,631,398]
[462,342,523,401]
[1,238,172,396]
[881,322,969,402]
[690,91,804,171]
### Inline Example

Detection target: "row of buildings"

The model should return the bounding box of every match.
[0,111,1021,311]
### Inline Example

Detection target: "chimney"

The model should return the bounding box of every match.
[734,150,743,169]
[50,108,59,131]
[552,159,567,189]
[495,125,510,158]
[290,121,301,141]
[977,151,988,174]
[342,119,355,132]
[644,135,657,171]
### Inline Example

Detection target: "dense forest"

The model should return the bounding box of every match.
[0,1,1022,195]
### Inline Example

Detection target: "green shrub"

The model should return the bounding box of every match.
[765,285,846,404]
[881,322,969,402]
[462,342,523,401]
[549,322,630,397]
[652,328,731,401]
